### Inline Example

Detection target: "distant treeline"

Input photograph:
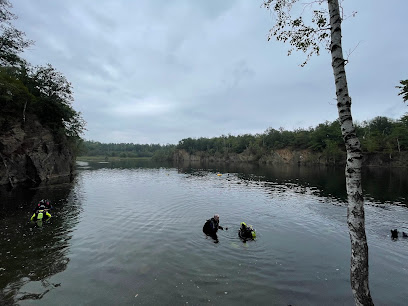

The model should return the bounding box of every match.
[177,115,408,158]
[79,141,176,160]
[80,114,408,162]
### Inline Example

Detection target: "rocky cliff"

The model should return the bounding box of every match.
[174,149,408,168]
[0,114,75,188]
[173,148,330,165]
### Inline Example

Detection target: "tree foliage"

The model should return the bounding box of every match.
[0,0,33,66]
[264,0,332,66]
[79,141,175,161]
[174,114,408,161]
[0,1,85,141]
[396,79,408,102]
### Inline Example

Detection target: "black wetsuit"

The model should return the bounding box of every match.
[203,218,223,236]
[31,205,51,221]
[32,201,52,221]
[239,224,255,240]
[239,227,253,239]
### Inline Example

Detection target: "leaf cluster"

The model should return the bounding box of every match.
[0,0,33,66]
[396,79,408,102]
[0,1,85,141]
[263,0,331,66]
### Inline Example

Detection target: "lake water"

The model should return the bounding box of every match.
[1,160,407,305]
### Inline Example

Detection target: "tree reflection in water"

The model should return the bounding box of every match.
[177,161,407,207]
[0,182,81,304]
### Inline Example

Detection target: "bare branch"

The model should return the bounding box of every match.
[345,40,362,64]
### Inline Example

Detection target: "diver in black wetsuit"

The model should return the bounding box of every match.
[31,204,51,221]
[238,222,256,241]
[203,214,226,242]
[31,199,52,221]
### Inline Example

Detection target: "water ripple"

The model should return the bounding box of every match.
[1,165,407,305]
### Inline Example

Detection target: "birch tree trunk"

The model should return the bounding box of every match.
[327,1,374,305]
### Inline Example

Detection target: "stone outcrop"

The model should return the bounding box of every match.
[173,148,330,165]
[0,114,75,188]
[258,149,319,165]
[173,149,258,163]
[174,149,408,168]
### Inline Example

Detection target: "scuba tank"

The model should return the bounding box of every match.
[31,207,51,221]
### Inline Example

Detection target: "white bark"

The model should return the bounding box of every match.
[327,0,374,305]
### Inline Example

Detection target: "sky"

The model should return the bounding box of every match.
[10,0,408,145]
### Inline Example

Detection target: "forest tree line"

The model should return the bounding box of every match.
[79,141,175,160]
[80,114,408,162]
[177,115,408,157]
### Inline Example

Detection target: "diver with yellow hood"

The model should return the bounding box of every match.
[238,222,256,240]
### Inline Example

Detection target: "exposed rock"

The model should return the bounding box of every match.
[0,114,75,188]
[363,152,408,168]
[174,149,408,168]
[173,148,329,165]
[258,148,320,165]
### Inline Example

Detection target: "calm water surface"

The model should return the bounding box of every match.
[1,160,407,305]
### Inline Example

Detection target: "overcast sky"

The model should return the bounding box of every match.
[11,0,408,144]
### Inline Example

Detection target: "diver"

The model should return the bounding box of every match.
[203,214,226,242]
[31,200,52,222]
[391,229,408,240]
[391,229,398,240]
[238,222,256,241]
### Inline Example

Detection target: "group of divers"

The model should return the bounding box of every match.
[31,200,407,243]
[30,201,256,241]
[203,214,256,243]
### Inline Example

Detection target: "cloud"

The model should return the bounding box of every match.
[11,0,408,144]
[108,97,174,118]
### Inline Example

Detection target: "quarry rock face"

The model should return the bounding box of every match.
[0,114,74,188]
[174,149,408,167]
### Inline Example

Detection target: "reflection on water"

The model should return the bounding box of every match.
[177,161,407,207]
[76,159,173,171]
[0,160,407,305]
[0,183,81,304]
